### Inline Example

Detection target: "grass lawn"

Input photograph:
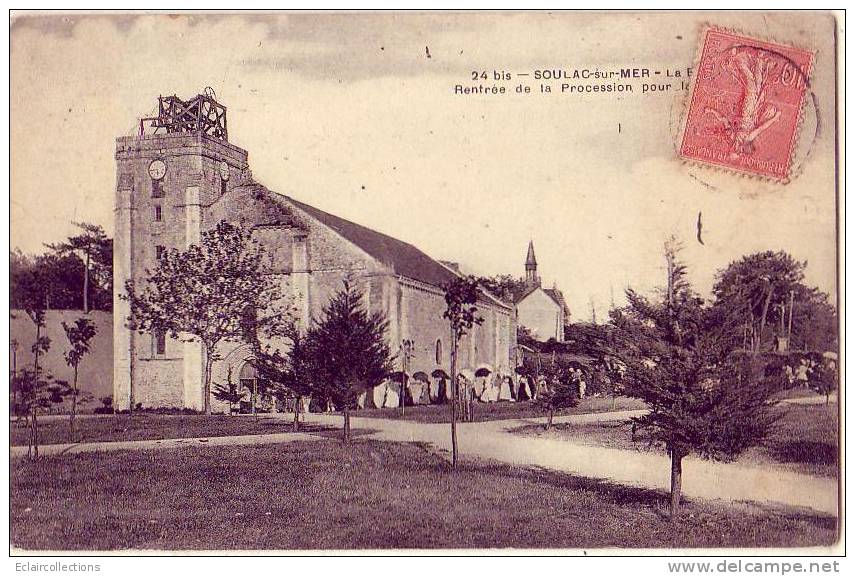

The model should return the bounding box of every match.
[354,395,647,423]
[9,414,336,447]
[512,403,839,478]
[11,440,836,550]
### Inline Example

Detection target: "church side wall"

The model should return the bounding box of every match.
[400,280,513,377]
[203,199,392,412]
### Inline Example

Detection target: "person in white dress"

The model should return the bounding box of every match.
[498,375,513,401]
[384,384,400,408]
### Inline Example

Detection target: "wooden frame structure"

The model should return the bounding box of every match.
[139,90,228,141]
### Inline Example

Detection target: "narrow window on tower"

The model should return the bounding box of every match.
[154,205,162,222]
[220,176,227,195]
[153,329,166,356]
[435,339,443,364]
[155,245,165,260]
[151,178,164,198]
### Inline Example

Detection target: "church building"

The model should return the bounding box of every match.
[113,91,515,412]
[513,241,569,342]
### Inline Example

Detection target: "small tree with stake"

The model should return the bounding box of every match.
[61,317,97,442]
[239,301,306,428]
[123,221,282,414]
[609,242,779,518]
[307,280,393,442]
[536,356,579,430]
[441,275,483,466]
[13,369,71,458]
[13,265,71,457]
[274,331,318,430]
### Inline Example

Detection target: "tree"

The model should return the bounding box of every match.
[788,289,838,353]
[476,274,528,304]
[11,244,113,312]
[713,251,815,353]
[278,331,319,430]
[610,244,779,518]
[590,355,625,410]
[564,321,613,352]
[10,248,34,309]
[13,265,70,458]
[46,222,113,313]
[12,250,84,310]
[238,291,305,425]
[536,356,580,430]
[61,317,97,441]
[804,352,838,404]
[212,367,242,415]
[306,280,393,442]
[123,220,282,414]
[442,275,484,466]
[12,369,71,458]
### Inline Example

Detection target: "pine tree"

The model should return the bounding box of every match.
[45,222,112,312]
[306,281,393,442]
[610,242,780,517]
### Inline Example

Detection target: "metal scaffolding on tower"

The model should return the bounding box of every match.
[139,87,227,141]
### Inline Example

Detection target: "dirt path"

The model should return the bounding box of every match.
[779,392,838,406]
[304,411,839,516]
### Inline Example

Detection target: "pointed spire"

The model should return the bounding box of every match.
[525,240,537,268]
[525,240,540,288]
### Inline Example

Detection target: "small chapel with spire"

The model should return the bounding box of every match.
[513,241,568,342]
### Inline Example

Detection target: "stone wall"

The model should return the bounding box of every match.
[11,309,113,411]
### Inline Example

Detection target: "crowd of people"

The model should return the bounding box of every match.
[362,367,590,410]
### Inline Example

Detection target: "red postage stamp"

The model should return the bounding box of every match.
[679,28,815,181]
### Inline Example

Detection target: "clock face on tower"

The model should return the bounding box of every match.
[148,159,167,180]
[219,160,230,181]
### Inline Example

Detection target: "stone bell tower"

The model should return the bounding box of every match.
[113,89,250,410]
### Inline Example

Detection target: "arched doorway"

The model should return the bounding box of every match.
[238,360,270,414]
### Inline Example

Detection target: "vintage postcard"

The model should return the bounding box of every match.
[8,10,842,561]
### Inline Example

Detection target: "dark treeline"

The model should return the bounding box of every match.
[11,222,112,312]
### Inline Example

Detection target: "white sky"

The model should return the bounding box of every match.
[10,12,839,321]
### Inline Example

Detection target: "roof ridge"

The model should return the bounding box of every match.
[261,189,463,291]
[282,193,427,253]
[223,185,510,310]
